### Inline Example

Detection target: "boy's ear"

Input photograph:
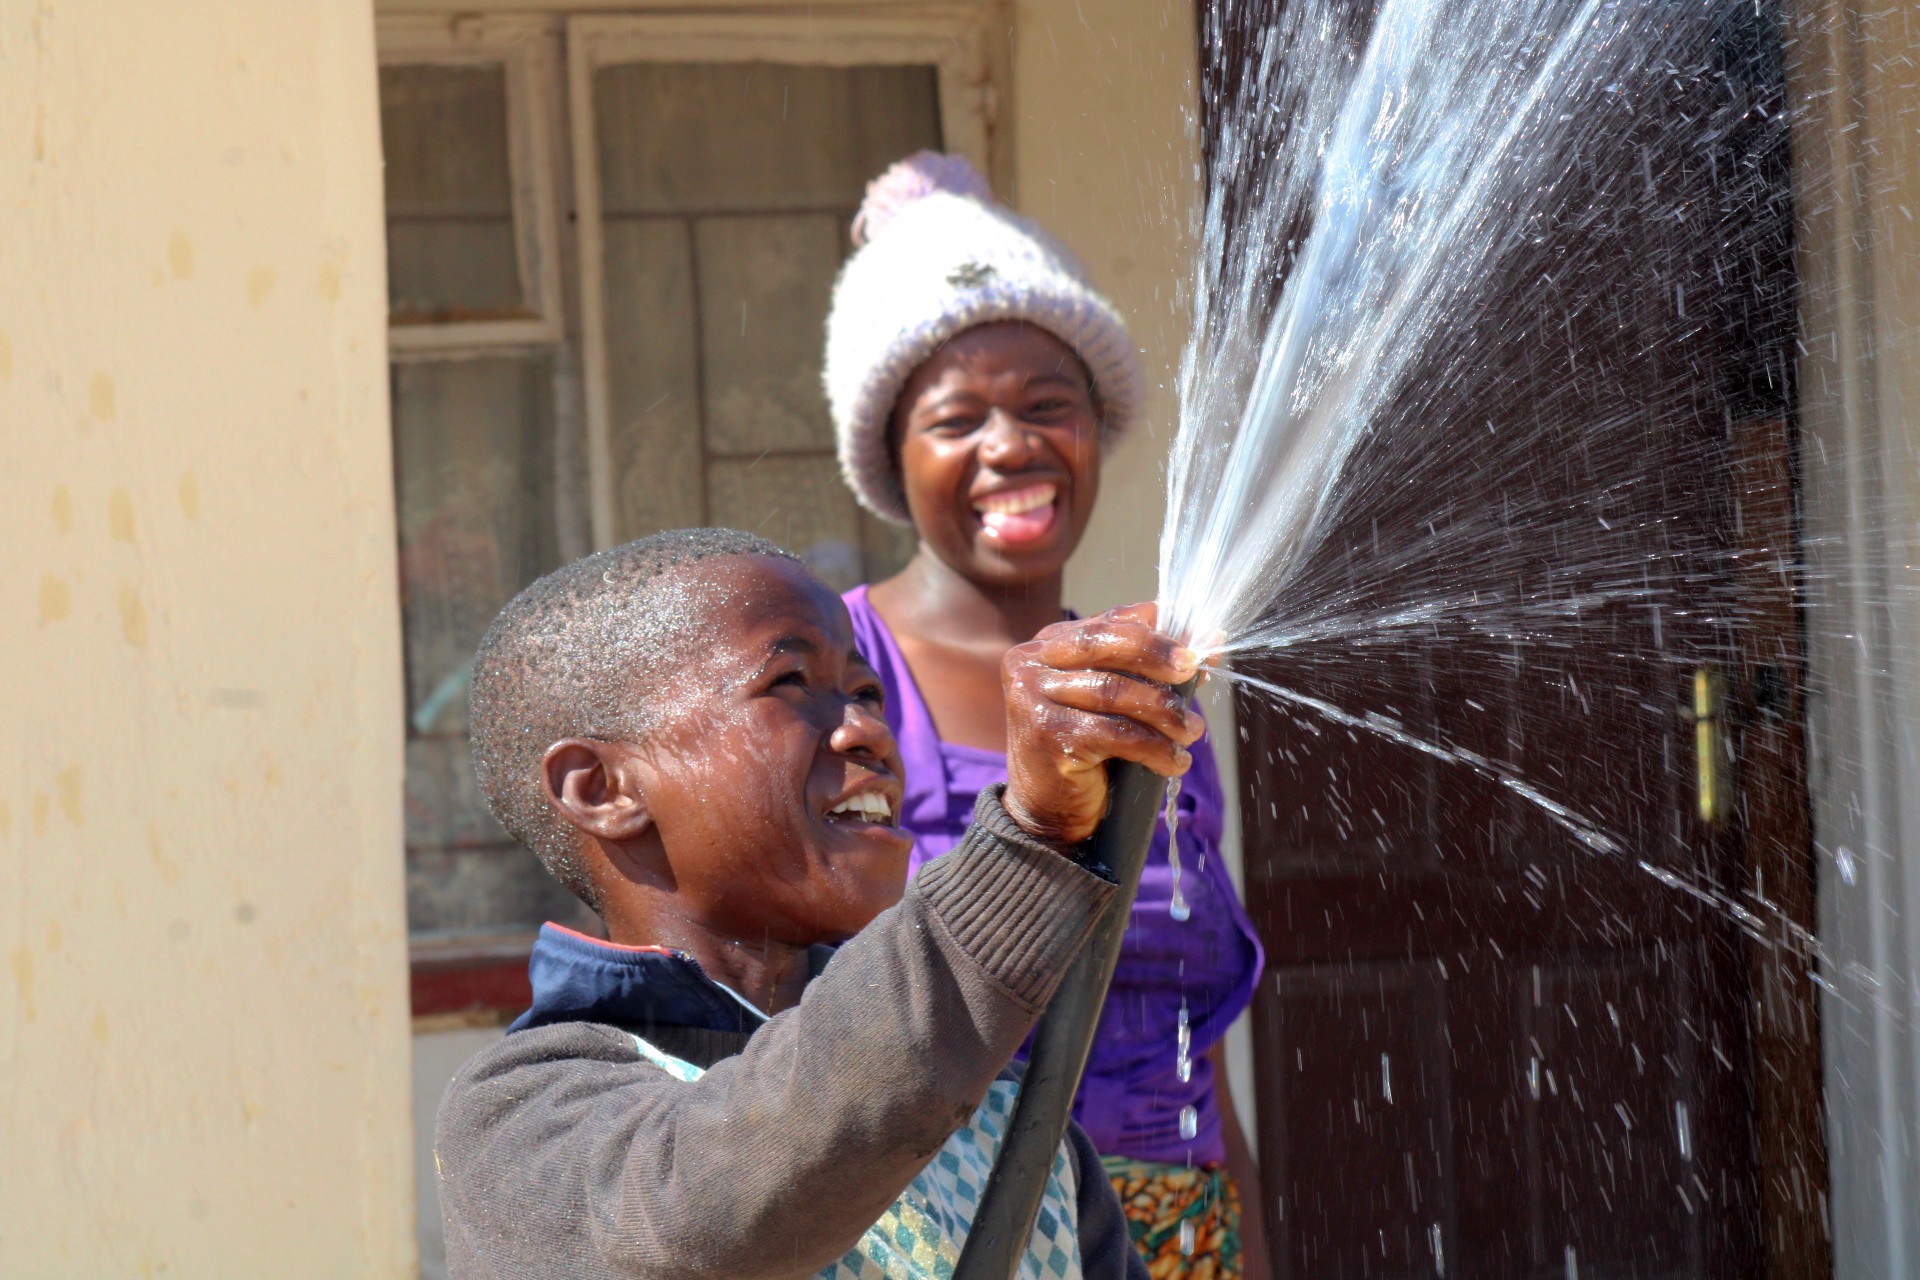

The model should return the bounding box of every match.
[542,738,653,842]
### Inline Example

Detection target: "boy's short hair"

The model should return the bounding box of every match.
[469,528,800,905]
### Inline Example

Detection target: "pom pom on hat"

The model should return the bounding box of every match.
[825,152,1144,524]
[851,151,996,246]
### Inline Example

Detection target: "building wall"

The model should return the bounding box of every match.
[1795,5,1920,1277]
[0,2,415,1275]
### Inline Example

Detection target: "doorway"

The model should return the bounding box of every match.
[1199,4,1827,1275]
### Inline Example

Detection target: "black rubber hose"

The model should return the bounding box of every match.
[952,678,1196,1280]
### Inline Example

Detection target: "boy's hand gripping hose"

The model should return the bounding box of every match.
[952,678,1197,1280]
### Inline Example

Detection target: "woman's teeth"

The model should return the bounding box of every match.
[975,483,1058,542]
[827,792,894,824]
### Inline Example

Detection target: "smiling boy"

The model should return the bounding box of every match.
[435,528,1201,1280]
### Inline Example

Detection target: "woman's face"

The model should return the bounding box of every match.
[892,322,1102,587]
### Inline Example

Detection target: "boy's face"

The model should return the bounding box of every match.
[631,555,911,946]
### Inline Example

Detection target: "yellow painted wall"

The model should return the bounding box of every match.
[0,1,414,1274]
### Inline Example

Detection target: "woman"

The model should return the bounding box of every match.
[824,153,1270,1280]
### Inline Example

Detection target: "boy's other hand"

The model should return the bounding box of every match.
[1001,603,1206,846]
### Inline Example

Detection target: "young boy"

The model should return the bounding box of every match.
[437,527,1203,1280]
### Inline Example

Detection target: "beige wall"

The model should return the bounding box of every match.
[0,2,414,1275]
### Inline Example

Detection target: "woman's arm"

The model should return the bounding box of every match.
[1210,1041,1273,1279]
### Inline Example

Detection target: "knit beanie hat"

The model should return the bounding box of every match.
[824,152,1145,524]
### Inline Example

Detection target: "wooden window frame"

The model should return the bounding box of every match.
[379,15,568,354]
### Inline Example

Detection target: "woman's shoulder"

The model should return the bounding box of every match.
[841,583,891,654]
[842,584,924,732]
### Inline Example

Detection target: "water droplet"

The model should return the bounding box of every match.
[1430,1222,1445,1276]
[1179,1104,1199,1141]
[1176,999,1193,1083]
[1165,775,1190,921]
[1836,846,1857,885]
[1675,1100,1692,1161]
[1179,1219,1197,1256]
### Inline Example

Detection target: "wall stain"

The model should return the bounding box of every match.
[108,487,135,543]
[51,484,71,533]
[168,230,194,281]
[178,472,201,520]
[30,792,49,836]
[149,826,181,885]
[11,947,34,1023]
[316,260,343,303]
[92,1007,110,1045]
[89,373,116,422]
[0,800,11,838]
[55,764,82,827]
[119,583,149,648]
[0,330,13,383]
[246,266,277,307]
[45,921,62,953]
[38,574,71,623]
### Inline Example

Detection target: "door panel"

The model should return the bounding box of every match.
[1262,965,1453,1277]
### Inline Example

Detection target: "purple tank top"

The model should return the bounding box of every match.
[844,586,1265,1165]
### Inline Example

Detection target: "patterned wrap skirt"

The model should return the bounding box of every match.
[1101,1158,1243,1280]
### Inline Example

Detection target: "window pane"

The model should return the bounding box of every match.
[381,63,524,322]
[708,455,865,593]
[594,63,943,214]
[393,356,570,941]
[696,214,841,454]
[394,356,558,725]
[592,59,942,572]
[603,218,705,542]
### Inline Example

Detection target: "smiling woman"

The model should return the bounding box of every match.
[826,154,1270,1280]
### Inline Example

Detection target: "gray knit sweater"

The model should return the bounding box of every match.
[435,788,1150,1280]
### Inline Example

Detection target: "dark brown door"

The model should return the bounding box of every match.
[1201,5,1825,1277]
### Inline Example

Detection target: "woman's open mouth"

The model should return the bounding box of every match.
[973,482,1059,546]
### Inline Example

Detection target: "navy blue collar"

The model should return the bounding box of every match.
[510,924,759,1034]
[509,923,833,1035]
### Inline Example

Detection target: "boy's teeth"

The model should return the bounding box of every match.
[828,793,893,823]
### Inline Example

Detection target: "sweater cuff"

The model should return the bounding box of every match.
[913,785,1118,1011]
